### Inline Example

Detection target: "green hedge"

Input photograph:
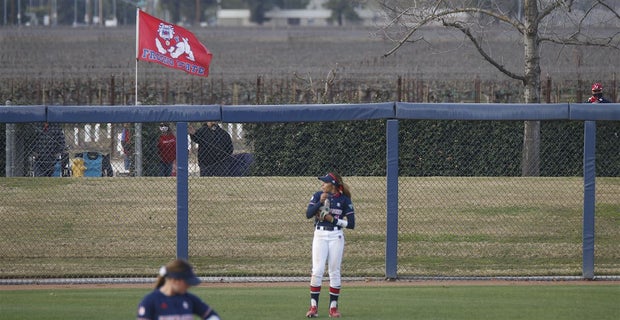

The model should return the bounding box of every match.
[2,120,619,177]
[244,120,620,177]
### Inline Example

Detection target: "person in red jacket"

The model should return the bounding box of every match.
[585,82,612,103]
[157,123,177,176]
[121,123,134,175]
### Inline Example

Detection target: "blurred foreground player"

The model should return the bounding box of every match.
[137,259,221,320]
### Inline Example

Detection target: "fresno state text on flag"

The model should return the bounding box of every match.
[137,10,213,77]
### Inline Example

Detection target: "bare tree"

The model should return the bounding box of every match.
[377,0,620,176]
[294,65,341,103]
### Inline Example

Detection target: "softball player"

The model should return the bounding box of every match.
[305,173,356,318]
[137,259,221,320]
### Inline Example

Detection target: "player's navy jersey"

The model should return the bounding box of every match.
[307,191,355,229]
[137,289,219,320]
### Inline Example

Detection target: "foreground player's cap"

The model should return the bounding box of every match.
[167,265,201,286]
[318,173,339,187]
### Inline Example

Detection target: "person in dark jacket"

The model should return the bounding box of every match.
[33,122,66,177]
[189,122,233,176]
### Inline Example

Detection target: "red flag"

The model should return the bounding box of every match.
[136,9,213,77]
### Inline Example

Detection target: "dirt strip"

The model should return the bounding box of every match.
[1,279,617,291]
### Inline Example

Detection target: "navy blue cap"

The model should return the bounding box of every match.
[318,173,339,187]
[165,267,200,286]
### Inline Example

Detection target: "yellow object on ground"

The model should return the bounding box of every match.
[71,158,86,177]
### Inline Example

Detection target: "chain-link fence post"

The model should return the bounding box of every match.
[135,123,143,176]
[4,99,15,177]
[582,121,596,279]
[176,122,189,260]
[386,119,399,279]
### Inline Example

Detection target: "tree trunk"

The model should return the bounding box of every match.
[522,121,540,176]
[521,0,541,176]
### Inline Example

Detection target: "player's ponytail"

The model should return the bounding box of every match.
[331,173,352,199]
[155,271,166,289]
[341,183,351,199]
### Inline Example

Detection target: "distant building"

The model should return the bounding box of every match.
[262,0,384,27]
[216,9,252,27]
[215,0,384,28]
[263,0,331,27]
[353,6,384,27]
[264,8,332,27]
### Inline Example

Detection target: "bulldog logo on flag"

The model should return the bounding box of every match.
[137,9,212,77]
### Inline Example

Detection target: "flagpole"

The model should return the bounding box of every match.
[134,7,142,176]
[135,7,139,107]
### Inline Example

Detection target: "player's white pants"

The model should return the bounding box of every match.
[310,229,344,288]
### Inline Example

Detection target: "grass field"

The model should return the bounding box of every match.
[0,282,618,319]
[1,176,619,279]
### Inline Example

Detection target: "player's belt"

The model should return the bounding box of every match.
[316,226,341,231]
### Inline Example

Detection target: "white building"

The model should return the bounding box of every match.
[216,9,252,27]
[264,8,332,27]
[215,0,383,28]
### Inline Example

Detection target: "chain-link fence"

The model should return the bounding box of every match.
[397,120,619,277]
[1,110,619,282]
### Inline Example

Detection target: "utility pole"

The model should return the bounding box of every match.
[99,0,103,26]
[195,0,200,25]
[52,0,58,26]
[85,0,91,25]
[17,0,21,26]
